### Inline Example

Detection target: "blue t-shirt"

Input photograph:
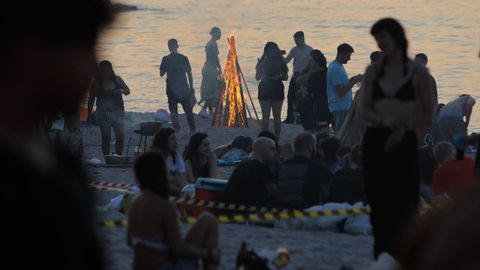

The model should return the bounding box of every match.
[327,61,352,112]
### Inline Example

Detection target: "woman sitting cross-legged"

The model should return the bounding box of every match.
[128,151,220,270]
[184,132,218,183]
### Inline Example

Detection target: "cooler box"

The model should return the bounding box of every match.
[193,178,228,217]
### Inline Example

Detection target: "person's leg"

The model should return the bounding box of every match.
[113,125,124,155]
[185,213,219,270]
[284,75,297,123]
[260,100,272,132]
[332,110,348,134]
[181,98,196,133]
[100,125,111,156]
[168,97,180,131]
[271,101,283,139]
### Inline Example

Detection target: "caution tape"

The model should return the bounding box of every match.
[98,207,371,228]
[89,181,136,189]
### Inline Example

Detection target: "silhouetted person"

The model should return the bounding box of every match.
[361,18,434,260]
[276,133,333,208]
[160,39,196,134]
[327,144,365,204]
[338,51,382,147]
[225,137,277,206]
[437,94,475,142]
[88,60,130,156]
[256,42,289,139]
[327,43,363,133]
[284,31,313,123]
[414,53,438,108]
[200,27,222,117]
[184,132,218,183]
[295,49,332,132]
[0,1,112,269]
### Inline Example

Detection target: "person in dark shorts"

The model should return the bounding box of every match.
[88,60,130,156]
[255,42,289,139]
[160,39,196,134]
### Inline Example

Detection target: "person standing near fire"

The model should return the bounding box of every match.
[199,27,222,118]
[284,31,313,124]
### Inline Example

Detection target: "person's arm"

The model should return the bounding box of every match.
[87,81,97,117]
[284,48,294,64]
[163,202,211,259]
[295,70,313,86]
[187,70,194,90]
[208,153,218,178]
[404,66,434,129]
[255,61,263,81]
[115,76,130,95]
[360,65,385,126]
[464,98,475,128]
[334,74,362,97]
[159,57,167,77]
[185,160,195,184]
[175,157,189,188]
[185,57,194,89]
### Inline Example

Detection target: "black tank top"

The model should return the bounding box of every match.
[95,76,125,112]
[373,66,418,102]
[197,162,210,178]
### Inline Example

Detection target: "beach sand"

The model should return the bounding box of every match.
[85,112,374,270]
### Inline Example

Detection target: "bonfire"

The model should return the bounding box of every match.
[212,36,259,128]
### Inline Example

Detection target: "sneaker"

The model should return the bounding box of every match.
[282,119,293,124]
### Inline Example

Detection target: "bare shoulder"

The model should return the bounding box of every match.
[364,64,379,81]
[412,63,430,82]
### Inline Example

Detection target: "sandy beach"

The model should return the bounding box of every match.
[86,112,374,270]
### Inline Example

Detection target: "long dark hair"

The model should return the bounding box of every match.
[95,60,116,83]
[371,18,409,76]
[134,151,169,198]
[151,127,177,164]
[183,132,209,179]
[256,41,288,77]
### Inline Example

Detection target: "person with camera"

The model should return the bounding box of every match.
[256,42,289,139]
[160,39,196,134]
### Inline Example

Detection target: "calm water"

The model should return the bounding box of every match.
[98,0,480,131]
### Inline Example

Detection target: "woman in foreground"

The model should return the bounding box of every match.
[128,151,220,270]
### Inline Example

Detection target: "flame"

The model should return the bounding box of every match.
[222,36,247,127]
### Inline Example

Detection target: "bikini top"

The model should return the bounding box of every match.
[373,65,418,102]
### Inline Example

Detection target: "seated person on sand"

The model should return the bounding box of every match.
[432,141,475,201]
[128,151,220,270]
[225,137,277,206]
[275,133,333,209]
[258,130,294,164]
[318,136,347,174]
[184,132,217,183]
[151,127,188,195]
[327,144,365,204]
[437,94,476,142]
[214,135,252,161]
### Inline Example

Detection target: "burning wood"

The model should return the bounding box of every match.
[212,36,255,128]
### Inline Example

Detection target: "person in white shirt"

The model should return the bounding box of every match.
[438,94,476,142]
[284,31,313,123]
[151,127,188,195]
